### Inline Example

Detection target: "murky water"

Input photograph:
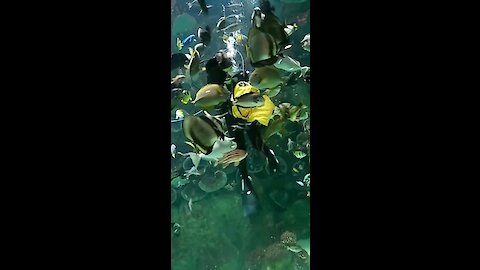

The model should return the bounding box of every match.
[171,1,310,269]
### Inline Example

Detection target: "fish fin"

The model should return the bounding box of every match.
[184,64,189,69]
[190,154,201,168]
[185,54,191,60]
[234,161,240,167]
[222,163,228,169]
[201,67,206,72]
[177,151,189,157]
[206,5,213,8]
[185,141,196,150]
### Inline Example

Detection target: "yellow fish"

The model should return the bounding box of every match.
[180,90,192,104]
[176,37,183,51]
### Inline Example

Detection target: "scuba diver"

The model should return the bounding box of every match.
[204,50,280,217]
[180,1,291,217]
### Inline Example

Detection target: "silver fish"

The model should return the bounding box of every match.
[301,33,310,52]
[286,244,303,253]
[274,55,310,77]
[171,144,177,158]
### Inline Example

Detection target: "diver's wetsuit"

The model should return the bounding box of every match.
[211,68,280,216]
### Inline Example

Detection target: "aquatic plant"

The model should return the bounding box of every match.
[280,230,297,246]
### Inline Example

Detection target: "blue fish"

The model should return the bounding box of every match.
[176,34,197,51]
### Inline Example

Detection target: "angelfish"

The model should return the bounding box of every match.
[185,43,205,81]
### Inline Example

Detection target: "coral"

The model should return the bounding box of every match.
[264,243,288,262]
[261,243,294,270]
[280,231,297,246]
[245,245,265,270]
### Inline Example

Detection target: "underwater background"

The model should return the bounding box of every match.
[171,1,311,269]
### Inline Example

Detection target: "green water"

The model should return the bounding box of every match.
[171,1,310,269]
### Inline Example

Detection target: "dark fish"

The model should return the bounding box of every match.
[171,53,188,70]
[205,52,233,85]
[259,1,289,48]
[197,26,211,46]
[183,115,219,154]
[246,27,278,67]
[198,0,211,15]
[259,0,274,13]
[171,88,183,111]
[186,44,203,79]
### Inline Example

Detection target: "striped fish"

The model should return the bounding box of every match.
[214,149,248,168]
